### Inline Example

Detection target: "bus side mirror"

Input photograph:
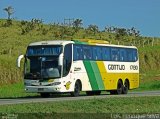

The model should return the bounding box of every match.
[58,54,63,66]
[17,55,24,68]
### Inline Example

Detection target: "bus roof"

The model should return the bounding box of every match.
[28,40,74,46]
[73,39,137,49]
[28,40,137,49]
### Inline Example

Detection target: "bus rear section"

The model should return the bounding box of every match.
[72,42,139,95]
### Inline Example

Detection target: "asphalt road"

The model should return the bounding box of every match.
[0,90,160,105]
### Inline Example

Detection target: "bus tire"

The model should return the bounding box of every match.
[116,80,123,95]
[122,80,129,94]
[40,93,50,98]
[71,81,81,97]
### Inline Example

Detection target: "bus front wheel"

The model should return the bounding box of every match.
[71,81,81,97]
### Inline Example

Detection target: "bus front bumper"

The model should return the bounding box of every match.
[25,86,62,93]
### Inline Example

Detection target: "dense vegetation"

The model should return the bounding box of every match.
[0,18,160,86]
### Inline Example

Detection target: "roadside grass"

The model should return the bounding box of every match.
[136,70,160,91]
[0,96,160,113]
[0,82,37,98]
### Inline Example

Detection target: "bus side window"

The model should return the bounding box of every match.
[133,49,138,61]
[111,48,119,61]
[83,46,92,60]
[97,47,102,60]
[102,47,110,61]
[127,49,133,62]
[73,45,82,61]
[93,46,102,60]
[120,49,127,61]
[93,47,97,60]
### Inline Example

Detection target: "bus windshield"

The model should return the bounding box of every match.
[24,56,61,79]
[24,45,62,80]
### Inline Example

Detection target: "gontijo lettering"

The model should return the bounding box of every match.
[108,64,125,70]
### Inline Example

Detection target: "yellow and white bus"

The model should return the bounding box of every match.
[17,40,139,97]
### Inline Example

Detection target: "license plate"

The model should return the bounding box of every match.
[38,88,44,91]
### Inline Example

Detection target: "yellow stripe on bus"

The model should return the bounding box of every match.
[96,61,108,90]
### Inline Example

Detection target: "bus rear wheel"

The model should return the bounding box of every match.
[116,80,123,94]
[110,80,123,95]
[122,80,129,94]
[71,81,81,97]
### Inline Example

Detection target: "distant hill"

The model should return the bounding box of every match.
[0,19,160,85]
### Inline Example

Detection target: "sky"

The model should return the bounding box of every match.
[0,0,160,37]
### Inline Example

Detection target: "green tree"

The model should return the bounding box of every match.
[3,6,14,20]
[87,24,99,35]
[130,27,140,37]
[116,28,127,37]
[72,19,83,32]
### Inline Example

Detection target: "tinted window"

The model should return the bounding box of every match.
[133,49,138,61]
[93,46,102,60]
[120,49,127,61]
[73,44,138,62]
[83,46,92,60]
[127,49,133,61]
[63,44,72,76]
[73,45,83,61]
[111,48,119,61]
[102,47,110,60]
